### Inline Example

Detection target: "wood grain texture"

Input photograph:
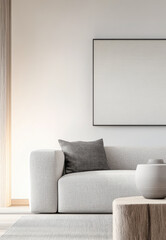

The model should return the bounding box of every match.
[0,0,11,207]
[0,215,21,237]
[11,199,29,206]
[113,196,166,240]
[0,206,30,237]
[149,204,166,240]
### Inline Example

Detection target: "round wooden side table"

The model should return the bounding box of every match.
[113,196,166,240]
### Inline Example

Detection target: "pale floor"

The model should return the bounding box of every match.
[0,206,30,237]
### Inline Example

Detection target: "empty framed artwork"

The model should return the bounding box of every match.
[93,39,166,126]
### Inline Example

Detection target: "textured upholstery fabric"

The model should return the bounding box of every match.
[105,146,166,170]
[58,139,109,174]
[58,170,138,213]
[30,150,64,213]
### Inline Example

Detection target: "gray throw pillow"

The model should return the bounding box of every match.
[58,139,109,174]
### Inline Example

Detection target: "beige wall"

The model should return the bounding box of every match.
[12,0,166,198]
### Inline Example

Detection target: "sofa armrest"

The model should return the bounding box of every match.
[30,150,64,213]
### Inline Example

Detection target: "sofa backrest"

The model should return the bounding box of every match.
[105,146,166,170]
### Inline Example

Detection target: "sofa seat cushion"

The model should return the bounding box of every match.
[58,170,139,213]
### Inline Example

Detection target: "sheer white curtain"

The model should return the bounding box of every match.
[0,0,11,207]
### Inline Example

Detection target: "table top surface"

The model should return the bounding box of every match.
[113,196,166,205]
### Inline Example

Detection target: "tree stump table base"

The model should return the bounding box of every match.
[113,196,166,240]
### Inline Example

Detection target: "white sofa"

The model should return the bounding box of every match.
[30,146,166,213]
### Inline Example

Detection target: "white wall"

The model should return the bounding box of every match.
[12,0,166,198]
